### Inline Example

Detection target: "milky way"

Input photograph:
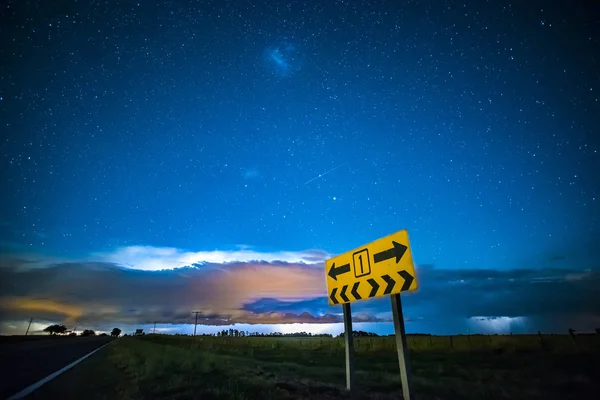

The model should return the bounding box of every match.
[264,43,301,77]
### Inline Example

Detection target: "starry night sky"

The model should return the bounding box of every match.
[1,0,599,335]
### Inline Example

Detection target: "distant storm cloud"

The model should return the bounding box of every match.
[0,247,335,328]
[0,247,599,334]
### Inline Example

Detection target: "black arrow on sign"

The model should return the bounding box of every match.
[350,282,361,300]
[367,278,379,298]
[328,262,351,281]
[339,285,350,303]
[398,270,414,291]
[329,288,339,305]
[382,274,396,295]
[373,241,408,264]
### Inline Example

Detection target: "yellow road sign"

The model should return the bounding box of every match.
[325,229,418,305]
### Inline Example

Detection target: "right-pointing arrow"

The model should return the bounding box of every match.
[329,288,339,305]
[373,241,408,264]
[382,274,396,295]
[398,270,414,291]
[367,278,379,298]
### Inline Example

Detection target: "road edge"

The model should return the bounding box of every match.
[7,339,114,400]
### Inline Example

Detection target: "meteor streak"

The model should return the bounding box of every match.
[304,162,347,185]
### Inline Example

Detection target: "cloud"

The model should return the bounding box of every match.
[0,297,84,324]
[0,249,598,334]
[91,245,330,271]
[0,254,336,328]
[409,266,600,318]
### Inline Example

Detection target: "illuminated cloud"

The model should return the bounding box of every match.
[92,245,330,271]
[468,316,528,333]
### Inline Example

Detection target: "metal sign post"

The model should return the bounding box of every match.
[343,302,355,391]
[391,293,412,400]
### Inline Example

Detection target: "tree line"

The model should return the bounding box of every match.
[42,325,383,338]
[43,324,121,337]
[195,329,334,337]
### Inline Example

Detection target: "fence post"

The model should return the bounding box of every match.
[537,331,545,350]
[568,328,578,352]
[449,336,454,350]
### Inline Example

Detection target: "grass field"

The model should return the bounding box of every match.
[28,334,600,399]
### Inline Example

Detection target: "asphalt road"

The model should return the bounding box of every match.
[0,336,113,399]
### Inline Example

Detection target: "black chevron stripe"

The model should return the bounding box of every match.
[398,270,415,291]
[367,278,379,298]
[329,287,339,305]
[382,274,396,295]
[339,285,350,302]
[350,282,361,300]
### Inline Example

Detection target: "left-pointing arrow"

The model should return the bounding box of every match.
[329,288,339,305]
[373,241,407,264]
[328,262,351,281]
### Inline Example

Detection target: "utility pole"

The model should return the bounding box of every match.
[25,318,33,336]
[192,311,201,336]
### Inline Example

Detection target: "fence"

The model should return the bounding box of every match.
[139,333,600,354]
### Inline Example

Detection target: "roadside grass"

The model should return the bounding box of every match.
[28,338,286,400]
[27,335,600,399]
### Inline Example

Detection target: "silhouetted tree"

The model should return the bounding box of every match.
[43,324,67,335]
[111,328,121,337]
[81,329,96,337]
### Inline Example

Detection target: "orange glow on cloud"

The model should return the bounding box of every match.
[0,296,83,323]
[187,263,326,316]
